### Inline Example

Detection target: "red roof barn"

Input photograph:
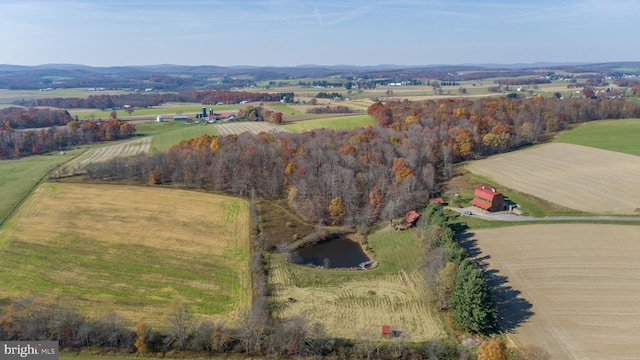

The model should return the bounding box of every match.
[470,186,504,212]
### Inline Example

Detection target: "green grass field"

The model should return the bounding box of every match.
[283,114,376,132]
[268,103,304,115]
[0,183,250,326]
[0,149,84,225]
[150,123,220,152]
[556,118,640,155]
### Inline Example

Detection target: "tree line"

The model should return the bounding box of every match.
[15,93,190,111]
[0,116,135,159]
[494,78,551,86]
[367,97,640,163]
[15,91,295,111]
[315,92,344,99]
[0,295,495,359]
[190,90,294,105]
[417,205,495,335]
[0,107,73,129]
[306,105,355,114]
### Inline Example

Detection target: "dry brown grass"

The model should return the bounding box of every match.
[269,258,445,341]
[466,143,640,215]
[56,137,151,176]
[0,182,250,326]
[471,224,640,360]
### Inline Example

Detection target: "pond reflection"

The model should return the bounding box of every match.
[291,236,370,269]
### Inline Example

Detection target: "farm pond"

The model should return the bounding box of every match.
[291,235,371,269]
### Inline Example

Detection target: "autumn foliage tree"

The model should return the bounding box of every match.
[133,322,148,353]
[477,338,508,360]
[328,197,347,225]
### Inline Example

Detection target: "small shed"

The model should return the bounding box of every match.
[156,115,164,122]
[404,210,421,224]
[470,186,504,212]
[381,325,391,338]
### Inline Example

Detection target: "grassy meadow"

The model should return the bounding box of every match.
[283,114,376,132]
[150,123,220,152]
[0,149,84,225]
[267,103,304,115]
[556,118,640,156]
[269,227,445,341]
[0,183,251,326]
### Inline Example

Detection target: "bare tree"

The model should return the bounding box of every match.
[165,305,190,350]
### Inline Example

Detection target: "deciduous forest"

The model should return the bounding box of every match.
[84,98,640,228]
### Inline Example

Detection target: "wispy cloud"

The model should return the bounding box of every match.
[314,5,323,25]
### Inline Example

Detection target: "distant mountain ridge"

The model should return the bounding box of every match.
[1,61,638,92]
[1,61,633,73]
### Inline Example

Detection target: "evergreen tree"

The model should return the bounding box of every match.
[449,259,496,334]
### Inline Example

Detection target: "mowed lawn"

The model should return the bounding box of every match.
[471,224,640,360]
[0,183,250,326]
[556,118,640,156]
[269,228,445,341]
[283,114,376,132]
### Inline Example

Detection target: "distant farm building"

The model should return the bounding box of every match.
[470,186,504,212]
[156,115,164,122]
[173,115,188,121]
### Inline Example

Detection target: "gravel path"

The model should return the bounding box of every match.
[449,206,640,222]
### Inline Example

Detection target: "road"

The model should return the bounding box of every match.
[449,206,640,222]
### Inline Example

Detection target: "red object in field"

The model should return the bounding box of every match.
[381,325,391,336]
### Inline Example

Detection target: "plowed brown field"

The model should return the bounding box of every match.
[471,224,640,360]
[466,143,640,215]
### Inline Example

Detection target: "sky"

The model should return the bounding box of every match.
[0,0,638,67]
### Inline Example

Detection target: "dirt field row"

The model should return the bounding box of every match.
[470,224,640,360]
[214,122,291,136]
[466,143,640,215]
[58,137,151,174]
